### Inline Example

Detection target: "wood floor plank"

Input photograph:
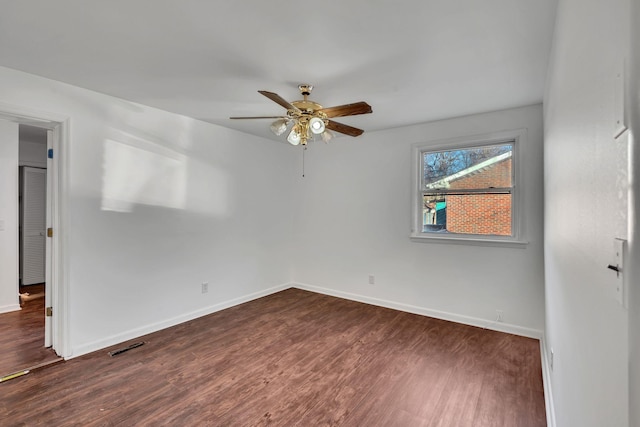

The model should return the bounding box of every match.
[0,289,546,426]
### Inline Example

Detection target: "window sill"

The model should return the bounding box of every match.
[409,233,529,248]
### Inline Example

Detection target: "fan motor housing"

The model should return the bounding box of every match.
[291,100,323,113]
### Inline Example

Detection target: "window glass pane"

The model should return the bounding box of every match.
[423,144,513,190]
[422,193,512,236]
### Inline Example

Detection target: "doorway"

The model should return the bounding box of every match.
[0,123,58,376]
[19,126,48,296]
[0,106,69,375]
[10,126,61,374]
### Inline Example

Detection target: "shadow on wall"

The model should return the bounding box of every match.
[101,130,230,216]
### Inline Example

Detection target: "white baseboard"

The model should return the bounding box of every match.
[0,304,21,314]
[69,283,291,359]
[292,282,543,339]
[540,338,557,427]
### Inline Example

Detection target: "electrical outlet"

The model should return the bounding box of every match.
[495,310,504,322]
[368,275,375,285]
[550,348,554,371]
[201,282,209,294]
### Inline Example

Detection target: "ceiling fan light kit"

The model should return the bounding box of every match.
[230,84,372,146]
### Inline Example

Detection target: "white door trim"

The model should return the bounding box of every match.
[44,131,53,347]
[1,101,70,358]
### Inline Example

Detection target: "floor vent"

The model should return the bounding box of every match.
[108,342,145,357]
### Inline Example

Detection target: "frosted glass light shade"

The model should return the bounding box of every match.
[270,119,288,136]
[321,130,333,143]
[309,117,325,134]
[287,128,301,145]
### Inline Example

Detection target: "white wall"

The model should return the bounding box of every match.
[543,0,632,425]
[0,66,296,357]
[291,104,545,336]
[628,0,640,425]
[0,120,20,313]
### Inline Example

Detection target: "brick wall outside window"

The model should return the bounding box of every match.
[446,158,512,235]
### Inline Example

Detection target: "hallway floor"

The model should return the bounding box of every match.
[0,284,60,377]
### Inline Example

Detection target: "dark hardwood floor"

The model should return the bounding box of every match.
[0,284,60,377]
[0,288,546,426]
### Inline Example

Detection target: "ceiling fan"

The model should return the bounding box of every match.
[230,84,372,146]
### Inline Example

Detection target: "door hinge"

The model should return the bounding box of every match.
[47,228,53,237]
[46,307,53,317]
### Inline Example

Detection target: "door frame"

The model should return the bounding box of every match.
[0,101,70,358]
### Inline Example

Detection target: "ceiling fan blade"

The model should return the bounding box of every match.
[326,120,365,137]
[258,91,299,111]
[230,116,287,119]
[319,102,372,118]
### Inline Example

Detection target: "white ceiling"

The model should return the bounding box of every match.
[0,0,557,142]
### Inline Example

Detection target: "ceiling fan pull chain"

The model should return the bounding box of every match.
[302,146,306,178]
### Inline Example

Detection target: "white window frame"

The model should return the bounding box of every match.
[410,129,528,247]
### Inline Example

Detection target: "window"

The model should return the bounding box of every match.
[411,130,526,246]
